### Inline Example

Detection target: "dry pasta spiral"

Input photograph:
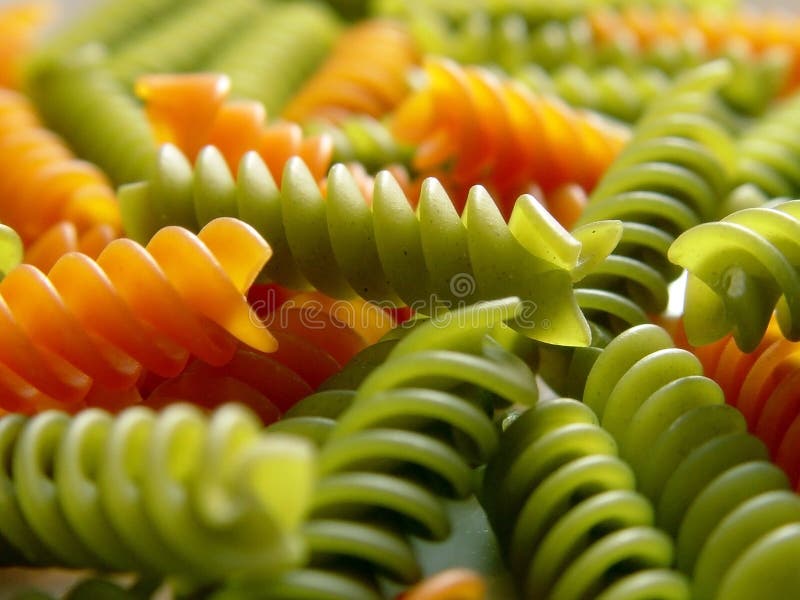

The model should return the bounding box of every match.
[669,200,800,352]
[105,0,262,85]
[391,58,630,215]
[135,72,333,181]
[583,324,800,600]
[0,217,275,414]
[119,143,624,346]
[676,317,800,491]
[482,398,690,599]
[254,298,537,599]
[0,403,315,583]
[0,88,120,247]
[205,2,342,115]
[283,19,419,124]
[26,50,159,186]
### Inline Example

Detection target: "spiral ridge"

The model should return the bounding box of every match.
[391,58,630,212]
[206,2,342,115]
[27,51,159,186]
[670,199,800,352]
[572,60,734,334]
[0,217,275,413]
[120,144,624,346]
[583,323,800,600]
[482,397,690,599]
[105,0,262,85]
[0,403,315,582]
[257,299,538,598]
[677,317,800,491]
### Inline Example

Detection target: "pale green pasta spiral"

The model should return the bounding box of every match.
[0,404,315,584]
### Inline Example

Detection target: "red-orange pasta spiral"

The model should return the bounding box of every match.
[136,72,333,181]
[589,8,800,93]
[674,316,800,491]
[0,88,121,248]
[0,217,276,415]
[282,19,419,124]
[391,58,629,217]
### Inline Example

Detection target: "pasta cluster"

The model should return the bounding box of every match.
[4,0,800,598]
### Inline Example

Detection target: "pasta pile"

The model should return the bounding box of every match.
[3,0,800,598]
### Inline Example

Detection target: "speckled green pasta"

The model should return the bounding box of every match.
[119,145,623,346]
[518,64,670,122]
[0,404,315,584]
[583,324,800,600]
[30,0,189,64]
[207,2,342,115]
[26,51,158,185]
[481,398,690,600]
[670,200,800,351]
[240,300,538,599]
[106,0,263,85]
[573,61,734,334]
[305,117,412,172]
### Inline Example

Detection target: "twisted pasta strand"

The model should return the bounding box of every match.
[0,88,120,245]
[0,217,275,414]
[726,91,800,205]
[283,19,419,124]
[0,403,315,582]
[583,324,800,600]
[675,317,800,491]
[669,200,800,352]
[26,51,159,185]
[120,144,625,346]
[572,60,734,335]
[105,0,262,85]
[135,73,333,181]
[258,298,537,598]
[205,2,342,115]
[391,58,630,214]
[482,398,690,599]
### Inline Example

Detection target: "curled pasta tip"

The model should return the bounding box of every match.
[0,218,275,413]
[136,72,232,160]
[482,398,690,599]
[397,568,486,600]
[669,200,800,351]
[0,404,316,581]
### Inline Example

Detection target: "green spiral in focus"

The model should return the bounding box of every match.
[583,324,800,600]
[120,144,624,346]
[238,299,537,599]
